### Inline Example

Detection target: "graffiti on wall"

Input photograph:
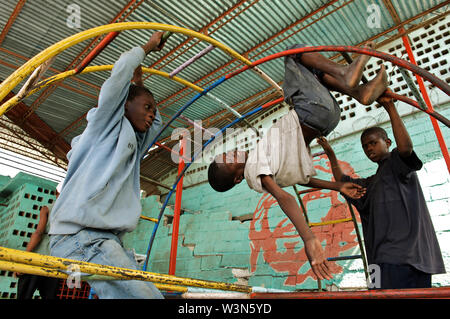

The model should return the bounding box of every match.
[248,155,362,286]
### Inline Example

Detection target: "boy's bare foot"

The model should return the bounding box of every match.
[344,41,375,89]
[356,64,388,105]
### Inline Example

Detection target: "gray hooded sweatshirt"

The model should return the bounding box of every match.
[49,46,163,235]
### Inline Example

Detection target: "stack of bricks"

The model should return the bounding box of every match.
[0,173,57,299]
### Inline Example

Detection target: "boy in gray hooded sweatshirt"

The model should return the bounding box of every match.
[49,32,166,299]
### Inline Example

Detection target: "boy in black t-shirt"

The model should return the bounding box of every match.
[317,90,446,289]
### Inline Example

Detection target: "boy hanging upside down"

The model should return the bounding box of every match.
[208,42,388,280]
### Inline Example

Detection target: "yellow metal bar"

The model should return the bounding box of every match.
[140,215,158,223]
[0,246,252,293]
[143,67,204,93]
[308,218,353,227]
[0,259,188,292]
[0,22,252,115]
[0,259,68,279]
[0,65,204,114]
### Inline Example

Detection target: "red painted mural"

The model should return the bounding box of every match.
[248,155,362,286]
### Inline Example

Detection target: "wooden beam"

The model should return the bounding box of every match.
[382,0,402,25]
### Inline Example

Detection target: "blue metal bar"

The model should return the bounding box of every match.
[142,76,227,270]
[327,255,362,262]
[142,76,227,161]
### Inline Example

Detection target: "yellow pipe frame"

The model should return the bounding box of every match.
[309,217,353,227]
[0,246,252,293]
[0,22,252,116]
[0,259,188,292]
[0,65,204,114]
[140,215,158,223]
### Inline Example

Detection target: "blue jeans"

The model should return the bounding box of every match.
[49,229,164,299]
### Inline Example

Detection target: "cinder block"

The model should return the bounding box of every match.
[220,253,250,268]
[200,255,222,270]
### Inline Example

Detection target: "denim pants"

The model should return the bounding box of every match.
[49,229,164,299]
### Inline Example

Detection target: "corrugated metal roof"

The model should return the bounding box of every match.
[0,0,448,194]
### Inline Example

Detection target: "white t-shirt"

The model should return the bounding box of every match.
[244,110,316,193]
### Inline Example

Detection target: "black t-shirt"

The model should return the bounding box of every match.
[342,149,445,274]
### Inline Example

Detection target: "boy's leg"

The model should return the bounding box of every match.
[296,42,388,105]
[50,230,164,299]
[296,42,374,90]
[321,65,388,105]
[37,276,60,299]
[85,235,164,299]
[17,274,39,299]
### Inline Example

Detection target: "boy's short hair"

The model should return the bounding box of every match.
[208,160,235,192]
[127,84,154,102]
[361,126,389,141]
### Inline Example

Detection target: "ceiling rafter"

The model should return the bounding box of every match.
[0,118,65,168]
[20,0,146,121]
[0,0,27,47]
[1,91,70,165]
[155,0,344,113]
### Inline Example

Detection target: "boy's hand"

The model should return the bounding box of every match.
[316,136,333,154]
[132,66,144,87]
[304,236,333,280]
[377,88,394,109]
[339,182,366,199]
[142,32,166,54]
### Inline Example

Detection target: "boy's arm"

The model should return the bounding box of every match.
[378,90,413,157]
[132,65,144,87]
[316,137,344,182]
[14,206,48,277]
[90,32,165,129]
[260,175,332,281]
[26,206,49,252]
[139,108,163,158]
[303,177,366,199]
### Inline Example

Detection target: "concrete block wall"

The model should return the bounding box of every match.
[0,173,57,299]
[144,103,450,291]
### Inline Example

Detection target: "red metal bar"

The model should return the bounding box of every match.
[155,141,190,163]
[169,138,186,275]
[0,0,27,46]
[400,30,450,173]
[250,287,450,299]
[261,97,284,109]
[386,91,450,128]
[67,0,142,71]
[227,46,450,96]
[74,31,120,74]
